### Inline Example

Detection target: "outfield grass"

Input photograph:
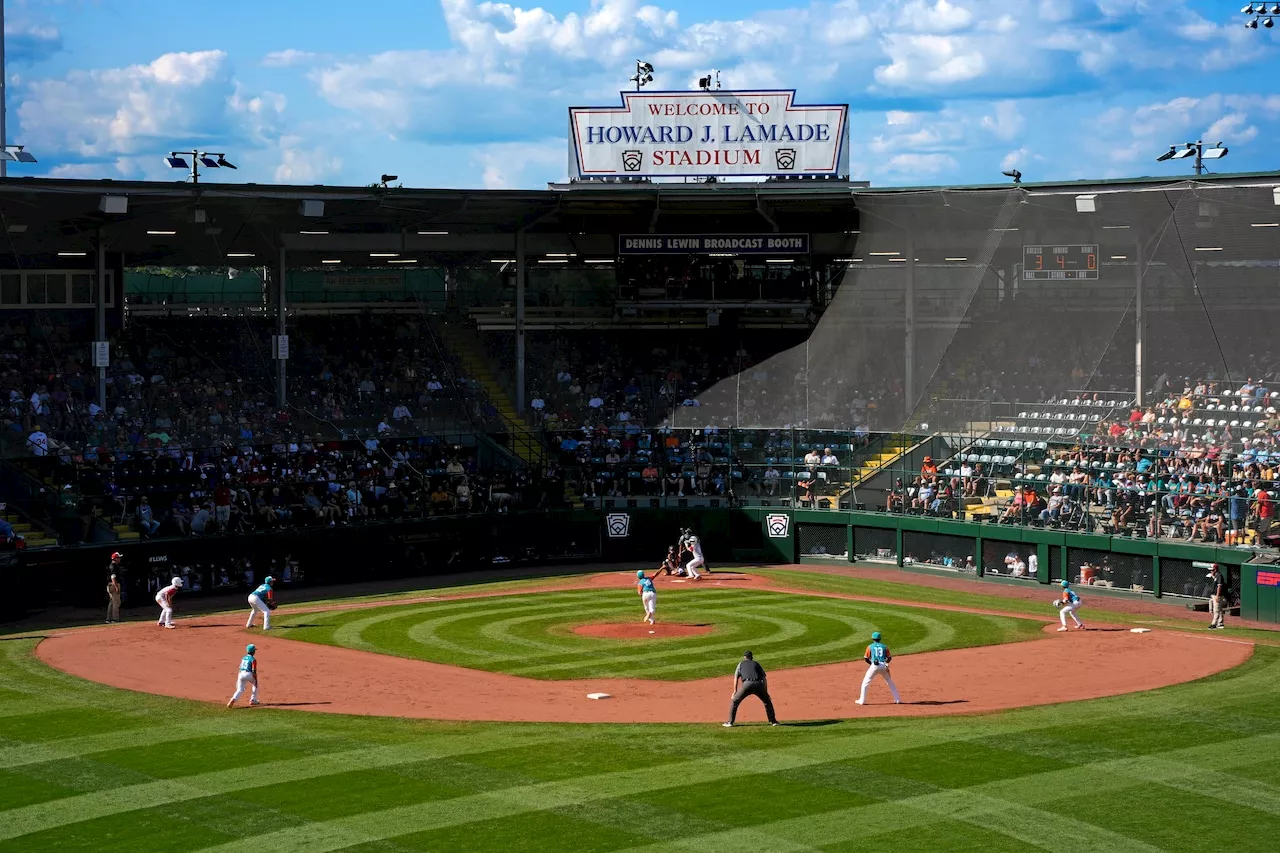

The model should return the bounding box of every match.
[1,572,1277,852]
[271,587,1044,680]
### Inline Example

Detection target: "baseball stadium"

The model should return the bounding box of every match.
[4,71,1280,852]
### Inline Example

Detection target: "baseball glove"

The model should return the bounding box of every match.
[1051,599,1063,608]
[267,602,278,611]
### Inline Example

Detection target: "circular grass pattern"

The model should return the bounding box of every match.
[273,588,1045,681]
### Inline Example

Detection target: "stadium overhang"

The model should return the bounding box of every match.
[0,171,1277,268]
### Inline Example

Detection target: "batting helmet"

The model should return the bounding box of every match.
[636,570,645,578]
[871,631,882,641]
[110,552,122,561]
[246,644,256,654]
[1061,580,1071,588]
[264,576,275,585]
[171,576,183,588]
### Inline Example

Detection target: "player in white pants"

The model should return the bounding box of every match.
[227,644,260,707]
[856,631,902,705]
[155,576,183,628]
[1056,580,1085,630]
[636,570,657,624]
[246,576,275,630]
[682,530,704,580]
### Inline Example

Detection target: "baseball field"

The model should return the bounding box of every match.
[3,566,1276,852]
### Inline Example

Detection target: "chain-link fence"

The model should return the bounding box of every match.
[1067,547,1154,593]
[1160,557,1218,599]
[902,531,974,572]
[797,523,848,559]
[853,526,897,562]
[982,540,1038,581]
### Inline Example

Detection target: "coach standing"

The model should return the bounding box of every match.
[723,651,779,727]
[1207,565,1228,630]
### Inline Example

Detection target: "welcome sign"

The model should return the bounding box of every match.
[570,90,849,179]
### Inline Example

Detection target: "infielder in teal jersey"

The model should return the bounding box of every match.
[246,576,276,630]
[856,631,902,706]
[227,644,260,708]
[1055,580,1085,631]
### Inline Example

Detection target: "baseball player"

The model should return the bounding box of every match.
[636,569,657,624]
[246,575,276,630]
[227,643,260,707]
[723,650,779,727]
[1055,580,1085,631]
[856,631,902,705]
[655,546,682,576]
[681,529,704,580]
[106,572,122,623]
[155,576,182,629]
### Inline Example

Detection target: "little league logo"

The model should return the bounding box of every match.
[774,148,796,170]
[606,512,631,538]
[766,513,790,538]
[621,150,643,172]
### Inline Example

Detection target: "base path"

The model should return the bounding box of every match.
[35,573,1252,724]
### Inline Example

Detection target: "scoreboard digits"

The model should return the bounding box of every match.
[1022,244,1099,281]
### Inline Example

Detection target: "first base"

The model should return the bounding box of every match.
[1130,628,1152,633]
[586,692,612,700]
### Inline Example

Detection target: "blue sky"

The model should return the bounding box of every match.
[5,0,1279,188]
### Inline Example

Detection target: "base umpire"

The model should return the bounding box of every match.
[723,651,779,727]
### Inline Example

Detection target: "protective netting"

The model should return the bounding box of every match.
[1067,547,1154,593]
[852,526,897,561]
[796,522,847,559]
[689,181,1280,434]
[902,530,972,571]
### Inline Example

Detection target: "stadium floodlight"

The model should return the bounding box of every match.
[1157,140,1225,175]
[630,60,655,91]
[1242,4,1276,26]
[1075,194,1097,213]
[5,146,36,163]
[167,150,238,184]
[1002,169,1022,184]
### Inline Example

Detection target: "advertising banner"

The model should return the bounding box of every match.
[570,89,849,179]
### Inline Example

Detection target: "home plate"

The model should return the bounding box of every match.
[587,692,612,700]
[1130,628,1152,633]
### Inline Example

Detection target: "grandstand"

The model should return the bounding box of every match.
[1,171,1278,615]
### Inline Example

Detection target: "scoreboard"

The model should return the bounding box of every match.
[1022,244,1099,281]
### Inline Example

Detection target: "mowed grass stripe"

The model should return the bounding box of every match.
[279,589,1044,681]
[187,728,1280,853]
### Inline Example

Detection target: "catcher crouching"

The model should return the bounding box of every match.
[246,575,277,630]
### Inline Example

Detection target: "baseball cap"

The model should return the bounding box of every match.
[871,631,881,641]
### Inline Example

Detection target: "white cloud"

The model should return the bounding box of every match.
[875,34,986,87]
[980,101,1023,140]
[470,138,565,188]
[18,51,230,157]
[896,0,973,33]
[273,136,343,183]
[1000,147,1028,171]
[880,152,957,176]
[1205,113,1257,145]
[262,49,319,68]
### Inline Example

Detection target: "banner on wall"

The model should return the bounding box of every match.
[765,513,791,538]
[569,89,849,179]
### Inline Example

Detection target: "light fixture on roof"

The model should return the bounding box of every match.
[99,196,128,215]
[765,259,793,264]
[1156,140,1226,175]
[369,252,399,258]
[417,230,449,236]
[945,257,968,262]
[1242,4,1279,25]
[321,259,342,264]
[0,145,38,175]
[299,230,329,235]
[146,230,177,236]
[227,252,256,258]
[1111,255,1128,260]
[1194,246,1224,252]
[57,251,88,257]
[868,251,900,256]
[1252,222,1280,227]
[1001,169,1022,184]
[1274,187,1280,206]
[630,59,655,91]
[166,150,237,184]
[1075,194,1097,213]
[379,174,398,188]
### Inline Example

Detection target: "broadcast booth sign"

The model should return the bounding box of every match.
[619,234,809,255]
[570,89,849,179]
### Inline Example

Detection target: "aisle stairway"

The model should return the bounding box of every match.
[3,509,53,548]
[435,323,543,467]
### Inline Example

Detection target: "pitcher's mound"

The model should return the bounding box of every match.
[573,622,714,639]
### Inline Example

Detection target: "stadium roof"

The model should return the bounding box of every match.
[0,170,1277,267]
